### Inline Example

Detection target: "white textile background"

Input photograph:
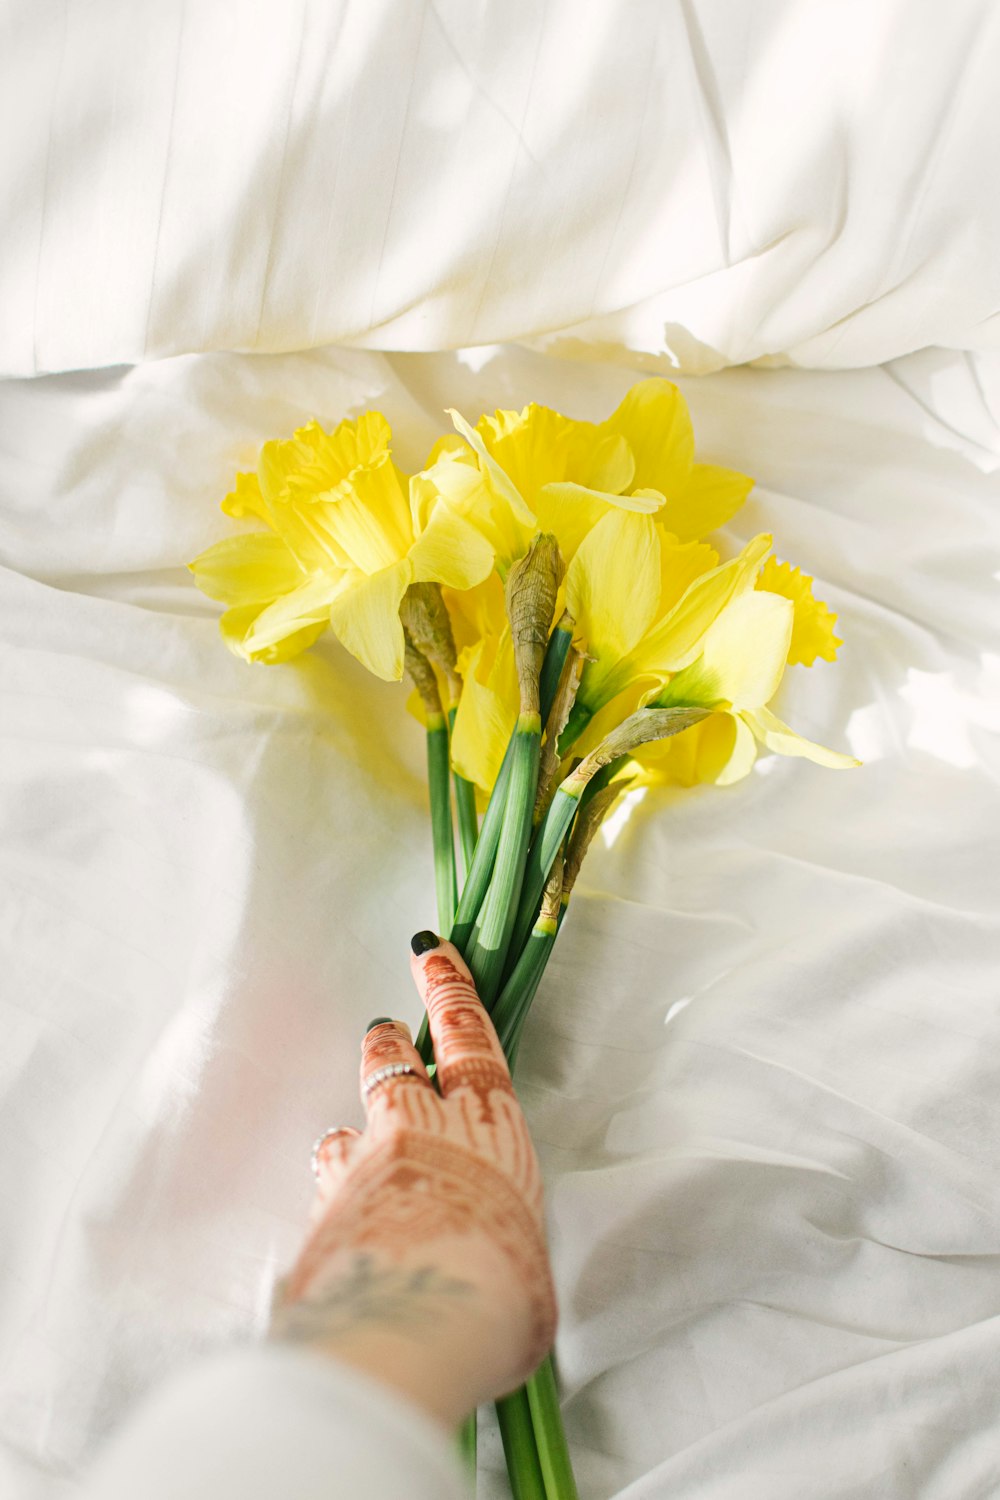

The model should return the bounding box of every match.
[1,342,999,1498]
[2,0,1000,377]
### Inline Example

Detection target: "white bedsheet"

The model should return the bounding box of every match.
[3,0,1000,377]
[1,342,998,1498]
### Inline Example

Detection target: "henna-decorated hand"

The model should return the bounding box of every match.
[268,934,557,1428]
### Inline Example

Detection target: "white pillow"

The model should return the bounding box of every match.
[2,0,998,376]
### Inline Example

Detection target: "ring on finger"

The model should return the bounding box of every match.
[362,1062,422,1100]
[309,1126,355,1178]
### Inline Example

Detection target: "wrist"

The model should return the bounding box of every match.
[268,1245,531,1428]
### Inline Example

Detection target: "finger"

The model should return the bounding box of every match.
[311,1125,361,1184]
[409,933,514,1102]
[359,1017,434,1126]
[309,1127,362,1218]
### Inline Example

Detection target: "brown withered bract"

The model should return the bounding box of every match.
[505,533,564,716]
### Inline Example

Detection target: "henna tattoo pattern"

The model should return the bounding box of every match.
[276,949,557,1376]
[271,1252,472,1344]
[283,1133,556,1370]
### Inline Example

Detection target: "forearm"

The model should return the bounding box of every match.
[80,1343,467,1500]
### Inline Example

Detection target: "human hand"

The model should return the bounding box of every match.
[268,933,557,1429]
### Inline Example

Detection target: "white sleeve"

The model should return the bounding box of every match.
[79,1343,469,1500]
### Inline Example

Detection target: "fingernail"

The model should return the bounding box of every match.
[410,930,440,955]
[366,1016,395,1033]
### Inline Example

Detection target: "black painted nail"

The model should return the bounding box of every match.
[410,930,440,955]
[366,1016,394,1033]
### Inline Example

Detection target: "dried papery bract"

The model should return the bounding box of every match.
[534,640,583,825]
[400,582,462,707]
[402,582,479,875]
[512,705,711,959]
[404,631,445,722]
[537,847,565,932]
[506,533,564,718]
[563,706,709,794]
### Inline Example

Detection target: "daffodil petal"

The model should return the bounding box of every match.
[189,533,303,606]
[712,713,759,784]
[242,571,347,657]
[577,432,634,493]
[448,408,537,527]
[662,462,754,542]
[540,482,664,514]
[632,710,758,788]
[327,558,412,681]
[409,505,495,591]
[628,532,773,679]
[658,537,721,613]
[220,603,327,664]
[566,509,661,663]
[741,705,861,768]
[660,591,793,710]
[602,379,694,492]
[534,481,662,564]
[451,632,518,791]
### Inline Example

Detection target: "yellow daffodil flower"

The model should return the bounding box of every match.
[190,413,494,679]
[189,459,352,665]
[558,378,754,543]
[423,381,754,776]
[649,589,860,778]
[562,509,773,739]
[432,380,751,578]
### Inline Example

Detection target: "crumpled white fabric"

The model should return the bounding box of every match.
[1,342,998,1499]
[2,0,999,377]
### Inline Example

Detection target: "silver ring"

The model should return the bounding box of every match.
[310,1127,353,1178]
[362,1062,420,1099]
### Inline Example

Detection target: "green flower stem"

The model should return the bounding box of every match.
[451,741,512,957]
[490,914,558,1056]
[467,716,541,1007]
[413,739,511,1067]
[527,1356,579,1500]
[427,713,458,934]
[538,623,573,721]
[457,1410,477,1472]
[449,624,570,960]
[496,1388,548,1500]
[508,784,581,964]
[448,704,479,882]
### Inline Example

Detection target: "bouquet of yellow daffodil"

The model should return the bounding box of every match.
[190,379,858,1499]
